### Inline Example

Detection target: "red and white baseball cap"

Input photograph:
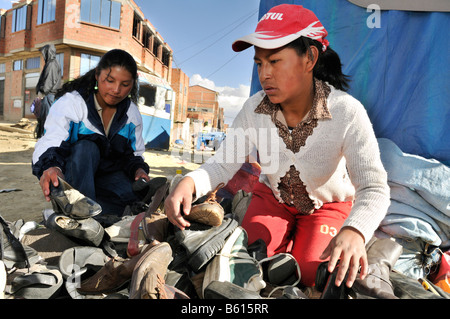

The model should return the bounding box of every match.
[232,4,329,52]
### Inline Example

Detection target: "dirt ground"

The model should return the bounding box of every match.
[0,119,202,224]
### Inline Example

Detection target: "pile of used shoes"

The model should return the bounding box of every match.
[0,176,301,299]
[2,176,449,300]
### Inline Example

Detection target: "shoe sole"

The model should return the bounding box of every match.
[187,218,238,272]
[186,203,224,227]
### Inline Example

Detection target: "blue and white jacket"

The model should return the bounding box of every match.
[32,90,149,179]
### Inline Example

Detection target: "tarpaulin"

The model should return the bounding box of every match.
[251,0,449,166]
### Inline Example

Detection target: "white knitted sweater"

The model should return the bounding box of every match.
[187,87,390,242]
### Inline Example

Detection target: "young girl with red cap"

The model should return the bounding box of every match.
[165,4,390,289]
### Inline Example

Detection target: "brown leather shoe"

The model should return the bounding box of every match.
[142,210,169,243]
[140,270,167,299]
[77,241,159,295]
[140,271,190,299]
[129,241,173,299]
[186,183,225,227]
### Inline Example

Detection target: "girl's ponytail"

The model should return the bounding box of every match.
[286,37,350,91]
[314,45,350,91]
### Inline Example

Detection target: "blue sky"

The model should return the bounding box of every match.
[134,0,261,124]
[134,0,260,88]
[0,0,261,124]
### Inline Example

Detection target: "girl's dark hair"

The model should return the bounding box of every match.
[56,49,139,103]
[285,37,350,91]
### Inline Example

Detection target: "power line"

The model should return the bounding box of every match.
[176,9,258,67]
[175,9,258,55]
[206,52,241,79]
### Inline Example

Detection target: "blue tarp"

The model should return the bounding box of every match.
[141,114,171,150]
[252,0,449,166]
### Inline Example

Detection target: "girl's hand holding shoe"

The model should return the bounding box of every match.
[320,227,368,288]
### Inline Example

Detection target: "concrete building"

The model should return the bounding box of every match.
[0,0,174,124]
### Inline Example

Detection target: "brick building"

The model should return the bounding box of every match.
[170,68,190,143]
[187,85,224,132]
[171,72,226,147]
[0,0,173,122]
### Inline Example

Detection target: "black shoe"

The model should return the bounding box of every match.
[0,215,39,269]
[260,253,301,286]
[174,217,239,272]
[50,177,102,219]
[46,213,105,247]
[132,177,168,204]
[315,262,355,299]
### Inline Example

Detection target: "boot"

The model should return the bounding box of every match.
[352,237,403,299]
[129,241,173,299]
[317,237,403,299]
[77,241,159,295]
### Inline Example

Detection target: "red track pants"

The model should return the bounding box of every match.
[242,182,352,287]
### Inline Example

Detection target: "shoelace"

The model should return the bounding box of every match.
[204,183,225,204]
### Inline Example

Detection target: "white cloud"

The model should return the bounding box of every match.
[190,74,250,125]
[190,74,216,91]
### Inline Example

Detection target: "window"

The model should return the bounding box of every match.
[0,63,5,73]
[132,12,141,38]
[80,53,100,75]
[56,53,64,76]
[142,28,153,49]
[37,0,56,25]
[12,5,28,33]
[162,49,171,67]
[0,15,5,38]
[139,85,156,107]
[80,0,121,29]
[13,60,23,71]
[153,38,161,57]
[26,57,41,70]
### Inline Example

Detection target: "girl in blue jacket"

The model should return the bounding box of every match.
[32,49,150,216]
